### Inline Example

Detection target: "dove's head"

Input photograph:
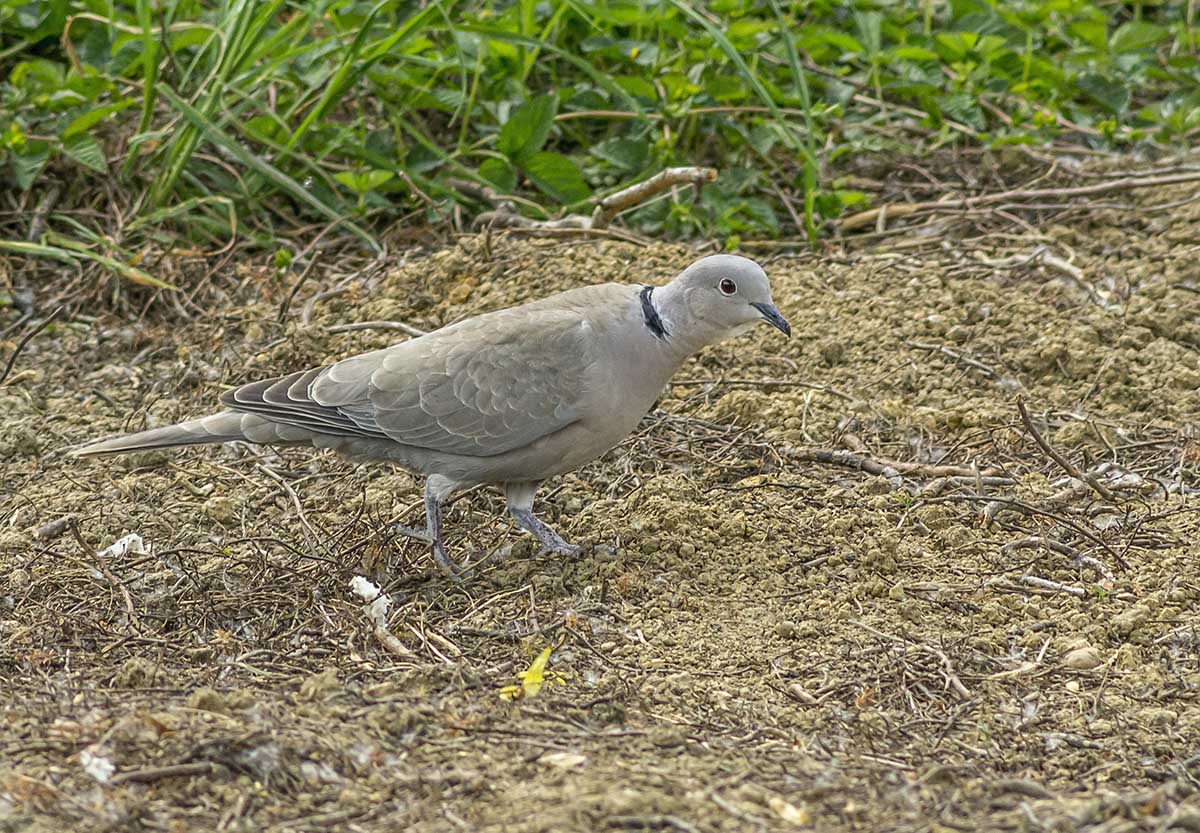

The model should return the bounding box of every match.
[663,254,790,341]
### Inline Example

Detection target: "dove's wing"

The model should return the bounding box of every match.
[220,300,595,457]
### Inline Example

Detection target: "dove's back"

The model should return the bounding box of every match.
[73,281,669,486]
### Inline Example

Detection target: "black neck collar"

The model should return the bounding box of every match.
[640,286,670,341]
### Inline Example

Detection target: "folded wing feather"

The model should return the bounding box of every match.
[220,306,590,457]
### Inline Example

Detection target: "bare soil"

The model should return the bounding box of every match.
[3,182,1200,832]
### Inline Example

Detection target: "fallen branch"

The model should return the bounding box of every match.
[1021,576,1087,598]
[591,167,717,229]
[466,166,717,232]
[109,762,219,786]
[908,341,999,379]
[839,170,1200,231]
[785,440,1013,494]
[1017,398,1116,503]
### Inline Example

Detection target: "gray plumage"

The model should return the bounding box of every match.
[74,254,790,575]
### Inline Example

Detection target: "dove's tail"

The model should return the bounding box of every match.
[71,411,250,457]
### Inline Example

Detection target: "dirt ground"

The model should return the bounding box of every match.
[3,172,1200,832]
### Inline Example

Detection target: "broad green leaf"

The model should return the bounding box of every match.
[590,138,649,172]
[613,75,658,101]
[523,151,590,203]
[1068,20,1108,50]
[63,99,135,139]
[935,32,977,61]
[12,143,50,190]
[479,158,517,191]
[61,133,107,173]
[1110,22,1169,54]
[1075,72,1130,114]
[799,26,864,56]
[892,47,939,62]
[498,94,557,162]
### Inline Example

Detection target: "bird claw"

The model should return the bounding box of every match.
[431,543,466,581]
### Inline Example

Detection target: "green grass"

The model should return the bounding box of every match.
[1,0,1198,270]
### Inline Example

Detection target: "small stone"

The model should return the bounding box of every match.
[539,751,586,769]
[649,726,687,748]
[775,621,797,639]
[887,583,906,601]
[113,656,165,688]
[1141,707,1178,726]
[1063,645,1102,670]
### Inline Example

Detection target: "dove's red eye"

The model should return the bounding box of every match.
[718,278,737,295]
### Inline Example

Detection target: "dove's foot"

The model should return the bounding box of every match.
[510,508,581,558]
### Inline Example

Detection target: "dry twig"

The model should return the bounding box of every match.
[839,170,1200,231]
[1017,398,1116,503]
[468,167,717,233]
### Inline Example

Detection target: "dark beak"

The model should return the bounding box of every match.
[751,302,791,337]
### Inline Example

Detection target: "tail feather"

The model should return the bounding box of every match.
[71,411,249,458]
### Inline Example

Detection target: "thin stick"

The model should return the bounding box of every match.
[0,306,62,386]
[1017,398,1116,503]
[109,762,219,785]
[1021,576,1086,598]
[466,167,717,233]
[839,170,1200,231]
[908,341,998,378]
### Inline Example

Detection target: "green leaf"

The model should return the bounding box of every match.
[800,26,864,57]
[333,169,394,193]
[479,158,517,191]
[613,75,657,101]
[61,134,108,173]
[1075,72,1130,114]
[891,46,939,62]
[1110,21,1169,54]
[498,94,557,162]
[935,32,977,61]
[522,151,590,203]
[63,100,135,139]
[590,138,649,172]
[12,144,50,190]
[1068,20,1108,50]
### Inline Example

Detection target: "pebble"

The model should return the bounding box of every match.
[1063,645,1102,670]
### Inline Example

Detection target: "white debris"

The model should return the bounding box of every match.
[98,533,149,559]
[349,576,391,627]
[348,576,412,657]
[80,748,115,783]
[349,575,381,602]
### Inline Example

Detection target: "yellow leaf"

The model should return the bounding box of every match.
[499,646,559,700]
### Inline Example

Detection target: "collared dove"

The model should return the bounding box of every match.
[74,254,790,576]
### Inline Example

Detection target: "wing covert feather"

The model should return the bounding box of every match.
[220,283,621,457]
